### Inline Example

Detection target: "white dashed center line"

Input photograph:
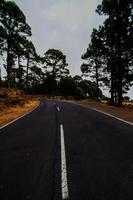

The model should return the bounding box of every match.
[57,106,60,112]
[60,124,69,200]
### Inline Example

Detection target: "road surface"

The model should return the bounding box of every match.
[0,100,133,200]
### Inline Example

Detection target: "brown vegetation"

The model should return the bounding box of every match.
[0,88,38,127]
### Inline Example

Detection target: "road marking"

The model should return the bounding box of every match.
[88,107,133,126]
[0,102,40,130]
[81,104,133,126]
[61,101,133,126]
[57,106,60,112]
[60,124,69,200]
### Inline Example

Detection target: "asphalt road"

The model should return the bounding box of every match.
[0,100,133,200]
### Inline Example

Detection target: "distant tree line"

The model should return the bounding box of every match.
[0,0,104,100]
[81,0,133,106]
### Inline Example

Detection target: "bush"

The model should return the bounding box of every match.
[74,87,86,100]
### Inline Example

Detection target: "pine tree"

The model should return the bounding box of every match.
[96,0,133,106]
[0,0,31,87]
[43,49,69,95]
[81,27,105,101]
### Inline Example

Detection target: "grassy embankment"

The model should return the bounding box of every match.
[0,88,38,127]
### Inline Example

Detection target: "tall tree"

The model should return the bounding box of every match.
[43,49,69,80]
[0,0,31,87]
[81,27,105,101]
[23,40,37,92]
[13,35,27,89]
[43,49,69,95]
[28,66,44,95]
[96,0,133,106]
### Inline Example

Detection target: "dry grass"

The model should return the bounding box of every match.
[0,100,38,127]
[0,88,38,127]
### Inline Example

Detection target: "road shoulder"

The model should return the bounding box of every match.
[60,100,133,125]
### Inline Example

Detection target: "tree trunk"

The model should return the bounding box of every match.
[6,18,12,88]
[116,1,123,107]
[110,45,115,105]
[7,40,11,88]
[95,59,99,102]
[110,67,114,104]
[117,75,123,106]
[117,46,123,107]
[26,54,30,93]
[18,55,22,89]
[0,67,1,87]
[114,86,117,105]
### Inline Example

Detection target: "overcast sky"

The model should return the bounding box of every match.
[15,0,105,75]
[13,0,133,98]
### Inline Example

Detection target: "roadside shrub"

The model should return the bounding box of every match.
[74,87,86,100]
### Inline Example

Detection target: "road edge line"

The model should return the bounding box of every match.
[88,107,133,126]
[59,100,133,126]
[0,101,40,130]
[60,124,69,200]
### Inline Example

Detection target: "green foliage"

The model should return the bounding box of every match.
[58,75,103,100]
[96,0,133,106]
[0,0,32,87]
[58,76,77,96]
[43,72,57,95]
[74,87,86,100]
[43,49,69,81]
[41,49,70,96]
[82,0,133,106]
[123,96,130,102]
[81,26,105,101]
[79,80,102,99]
